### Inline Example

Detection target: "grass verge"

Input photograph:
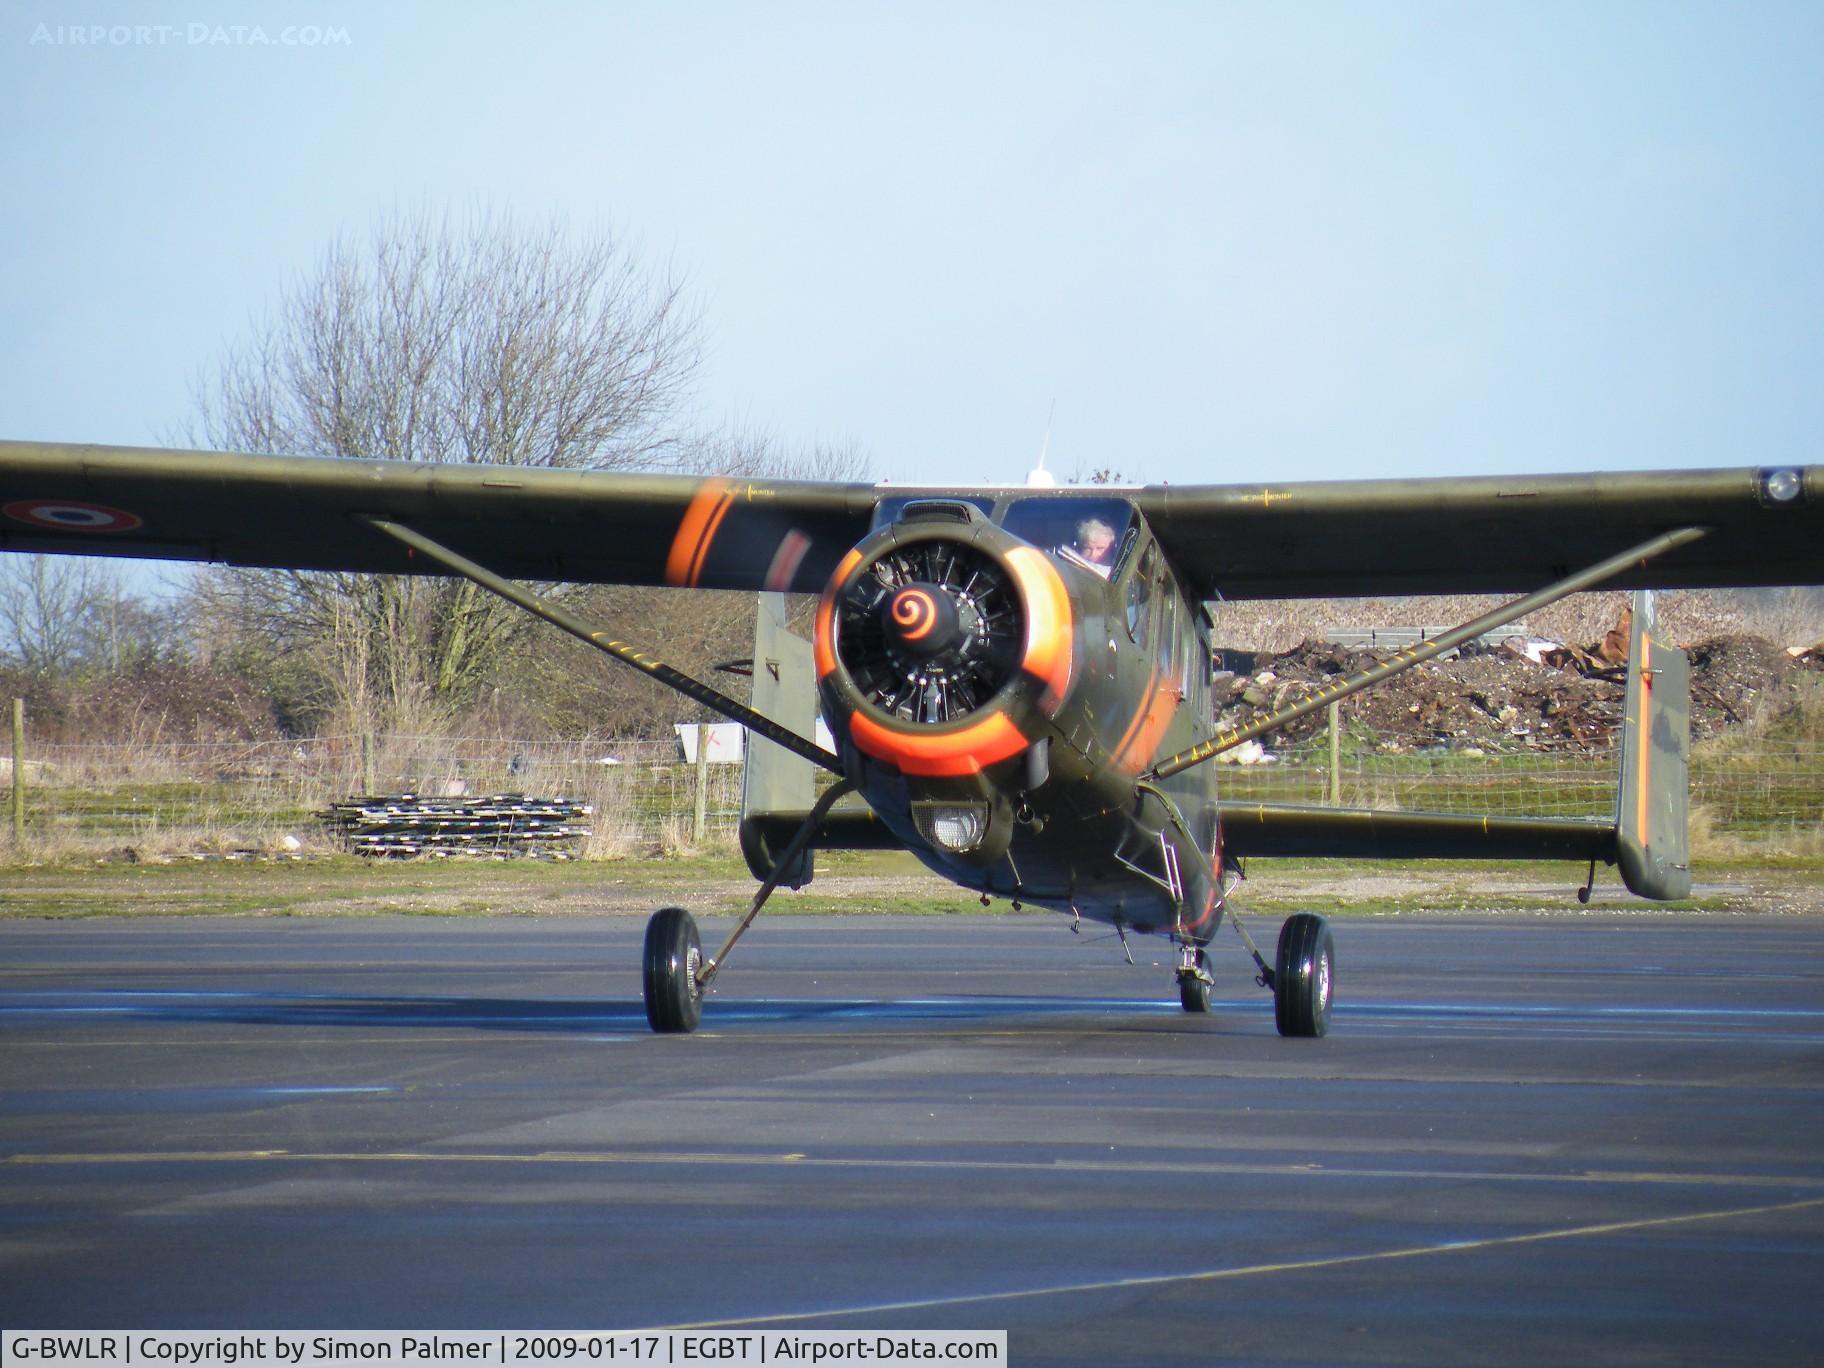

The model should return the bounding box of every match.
[1,850,1819,919]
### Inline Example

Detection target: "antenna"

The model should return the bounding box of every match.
[1026,400,1057,488]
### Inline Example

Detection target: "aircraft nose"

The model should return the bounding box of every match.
[882,582,965,659]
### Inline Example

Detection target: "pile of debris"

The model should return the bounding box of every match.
[319,794,592,858]
[1212,624,1822,756]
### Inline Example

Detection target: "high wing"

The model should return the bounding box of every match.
[1141,466,1822,597]
[0,441,1818,597]
[0,442,878,594]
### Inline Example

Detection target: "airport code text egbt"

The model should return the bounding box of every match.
[2,1335,1005,1367]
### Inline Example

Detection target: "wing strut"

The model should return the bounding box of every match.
[1150,524,1709,781]
[362,516,845,776]
[698,777,857,991]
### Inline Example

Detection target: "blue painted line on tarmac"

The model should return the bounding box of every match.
[256,1086,395,1095]
[3,990,1820,1036]
[1344,1001,1824,1019]
[0,988,355,1002]
[703,997,1824,1023]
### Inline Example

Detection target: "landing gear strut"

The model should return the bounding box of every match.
[639,779,855,1035]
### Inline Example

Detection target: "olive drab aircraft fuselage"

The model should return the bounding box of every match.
[817,494,1225,933]
[3,440,1820,1034]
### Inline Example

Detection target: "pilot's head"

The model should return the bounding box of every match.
[1075,518,1116,565]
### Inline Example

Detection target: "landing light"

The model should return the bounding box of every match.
[913,802,990,853]
[1761,468,1803,504]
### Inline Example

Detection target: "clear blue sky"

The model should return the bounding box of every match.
[3,1,1821,490]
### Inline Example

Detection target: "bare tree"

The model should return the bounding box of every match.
[0,555,118,677]
[188,206,703,732]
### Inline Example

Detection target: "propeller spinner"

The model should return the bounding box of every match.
[884,583,965,658]
[835,540,1022,725]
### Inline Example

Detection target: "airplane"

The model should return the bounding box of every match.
[2,440,1819,1035]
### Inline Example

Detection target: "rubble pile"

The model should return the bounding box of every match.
[1213,630,1823,756]
[319,794,592,858]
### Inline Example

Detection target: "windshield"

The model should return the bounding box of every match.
[998,497,1136,578]
[870,495,996,531]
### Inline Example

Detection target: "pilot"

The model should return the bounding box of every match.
[1073,517,1117,577]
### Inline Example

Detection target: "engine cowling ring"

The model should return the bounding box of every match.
[815,520,1074,778]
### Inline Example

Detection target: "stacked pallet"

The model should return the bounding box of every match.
[319,794,593,858]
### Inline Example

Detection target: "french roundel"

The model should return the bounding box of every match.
[2,500,143,533]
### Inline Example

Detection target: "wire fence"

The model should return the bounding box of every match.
[7,730,1822,857]
[1214,736,1824,842]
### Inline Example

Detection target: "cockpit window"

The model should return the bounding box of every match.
[870,495,996,531]
[998,497,1136,578]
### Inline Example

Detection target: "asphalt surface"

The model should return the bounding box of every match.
[2,909,1822,1364]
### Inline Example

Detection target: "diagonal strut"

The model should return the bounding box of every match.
[362,516,845,775]
[1150,525,1709,781]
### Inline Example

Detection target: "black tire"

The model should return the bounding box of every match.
[1179,948,1212,1013]
[1274,912,1334,1038]
[643,906,703,1033]
[1179,973,1212,1013]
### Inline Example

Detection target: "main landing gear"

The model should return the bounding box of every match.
[1272,911,1334,1038]
[1193,908,1335,1037]
[643,906,703,1033]
[641,779,856,1035]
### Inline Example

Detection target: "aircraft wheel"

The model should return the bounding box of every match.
[1274,912,1334,1038]
[1179,973,1212,1013]
[1178,947,1212,1013]
[643,906,703,1033]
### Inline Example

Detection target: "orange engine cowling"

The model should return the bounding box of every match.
[814,508,1074,780]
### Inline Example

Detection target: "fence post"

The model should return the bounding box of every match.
[1328,700,1341,806]
[10,698,23,845]
[360,732,376,796]
[693,721,710,845]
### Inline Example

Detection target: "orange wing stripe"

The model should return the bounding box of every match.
[664,479,734,587]
[691,491,736,587]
